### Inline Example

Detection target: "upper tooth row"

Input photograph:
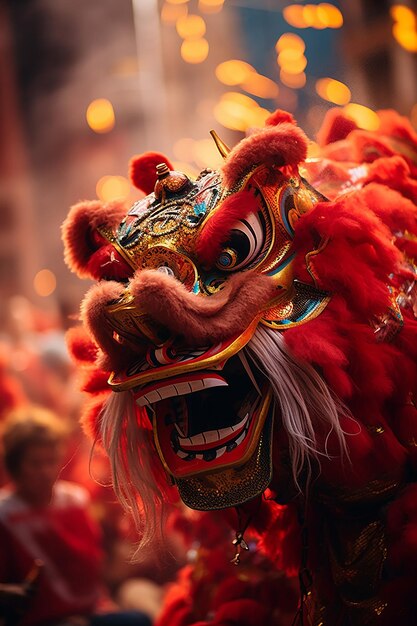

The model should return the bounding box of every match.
[177,413,249,448]
[135,377,228,407]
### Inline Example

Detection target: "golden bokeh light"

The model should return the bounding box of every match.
[86,99,115,134]
[161,2,188,23]
[241,73,279,99]
[316,78,351,105]
[283,4,343,29]
[176,14,206,39]
[180,38,209,63]
[283,5,306,28]
[277,52,307,74]
[393,23,417,52]
[166,0,189,4]
[276,33,306,53]
[391,4,417,28]
[317,3,344,28]
[199,0,224,12]
[344,103,380,131]
[280,70,307,89]
[277,48,305,64]
[34,269,57,298]
[215,59,255,86]
[172,160,199,178]
[214,92,266,132]
[221,91,259,108]
[96,176,131,202]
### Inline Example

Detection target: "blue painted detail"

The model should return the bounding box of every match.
[192,282,200,294]
[267,253,295,277]
[193,202,207,217]
[218,252,232,268]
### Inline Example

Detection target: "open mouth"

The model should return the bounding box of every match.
[131,345,271,479]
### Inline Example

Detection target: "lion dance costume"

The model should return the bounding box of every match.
[62,108,417,625]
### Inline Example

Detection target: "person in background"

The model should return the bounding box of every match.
[0,406,152,626]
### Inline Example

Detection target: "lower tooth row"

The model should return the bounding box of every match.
[174,424,249,461]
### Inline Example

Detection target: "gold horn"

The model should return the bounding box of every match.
[210,130,231,159]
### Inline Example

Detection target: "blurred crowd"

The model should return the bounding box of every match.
[0,297,183,626]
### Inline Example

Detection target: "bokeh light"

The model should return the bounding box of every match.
[181,38,209,63]
[344,103,380,131]
[96,176,131,202]
[283,4,343,29]
[86,99,115,134]
[166,0,189,4]
[161,2,188,23]
[215,60,255,86]
[316,78,351,105]
[214,92,269,132]
[280,70,307,89]
[33,269,57,297]
[241,74,279,99]
[391,5,417,51]
[276,33,306,54]
[176,14,206,39]
[198,0,224,13]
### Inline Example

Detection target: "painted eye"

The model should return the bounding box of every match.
[215,211,266,272]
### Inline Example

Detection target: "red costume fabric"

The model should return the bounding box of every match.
[0,481,103,625]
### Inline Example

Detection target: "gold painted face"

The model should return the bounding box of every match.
[97,162,329,509]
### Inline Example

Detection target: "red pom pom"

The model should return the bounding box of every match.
[66,327,98,365]
[317,107,358,146]
[265,109,296,126]
[129,152,174,194]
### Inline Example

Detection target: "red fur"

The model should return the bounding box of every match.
[378,109,417,149]
[80,368,110,394]
[292,196,400,318]
[195,191,260,266]
[356,183,417,236]
[221,123,308,189]
[364,156,417,204]
[129,152,174,194]
[316,107,358,146]
[265,109,296,126]
[79,393,109,442]
[65,327,98,366]
[62,200,131,280]
[129,269,276,347]
[81,281,139,371]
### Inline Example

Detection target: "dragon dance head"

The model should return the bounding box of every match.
[62,108,417,516]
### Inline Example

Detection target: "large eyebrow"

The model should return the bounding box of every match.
[196,190,259,266]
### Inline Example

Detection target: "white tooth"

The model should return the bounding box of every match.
[202,378,228,389]
[135,396,150,407]
[217,426,233,440]
[235,430,247,446]
[158,385,176,399]
[144,390,162,404]
[216,446,226,458]
[176,449,189,459]
[175,382,193,395]
[195,454,204,460]
[177,413,249,448]
[231,413,249,432]
[204,430,220,443]
[189,380,204,392]
[238,351,262,396]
